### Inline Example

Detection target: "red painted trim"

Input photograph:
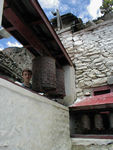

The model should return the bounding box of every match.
[93,85,113,95]
[70,93,113,109]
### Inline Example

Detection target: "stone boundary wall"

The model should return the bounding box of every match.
[58,19,113,99]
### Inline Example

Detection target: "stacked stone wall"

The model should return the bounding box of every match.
[58,20,113,99]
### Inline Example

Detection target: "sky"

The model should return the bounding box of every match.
[0,0,103,50]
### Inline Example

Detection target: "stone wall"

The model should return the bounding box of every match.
[0,51,22,81]
[0,77,71,150]
[58,19,113,99]
[3,47,34,70]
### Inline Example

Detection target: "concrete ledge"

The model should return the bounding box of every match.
[0,77,68,111]
[0,77,71,150]
[71,138,113,146]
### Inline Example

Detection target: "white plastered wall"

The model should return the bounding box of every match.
[0,0,4,26]
[0,78,71,150]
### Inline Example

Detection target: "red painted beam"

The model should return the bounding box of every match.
[24,45,32,48]
[29,20,43,26]
[3,5,45,55]
[6,26,16,32]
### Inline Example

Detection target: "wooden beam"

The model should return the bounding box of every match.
[6,26,16,32]
[24,45,32,48]
[3,5,44,55]
[29,19,43,26]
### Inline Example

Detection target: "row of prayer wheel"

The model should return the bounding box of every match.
[81,113,113,130]
[32,56,65,98]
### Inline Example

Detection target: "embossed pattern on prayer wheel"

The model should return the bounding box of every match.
[32,56,56,92]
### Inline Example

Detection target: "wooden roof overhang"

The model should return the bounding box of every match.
[2,0,73,67]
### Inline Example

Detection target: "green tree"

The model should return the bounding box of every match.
[100,0,113,14]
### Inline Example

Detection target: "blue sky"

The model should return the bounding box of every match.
[0,0,103,50]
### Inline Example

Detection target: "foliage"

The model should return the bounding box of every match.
[100,0,113,14]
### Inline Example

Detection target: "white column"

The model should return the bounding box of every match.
[63,65,76,106]
[0,0,4,26]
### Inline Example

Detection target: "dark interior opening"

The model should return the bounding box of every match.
[94,89,110,96]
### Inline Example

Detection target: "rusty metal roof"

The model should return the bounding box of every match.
[2,0,73,67]
[70,93,113,110]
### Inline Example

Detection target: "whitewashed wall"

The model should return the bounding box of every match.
[58,19,113,99]
[0,78,71,150]
[0,0,4,26]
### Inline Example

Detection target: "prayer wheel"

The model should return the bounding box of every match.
[32,56,56,92]
[48,68,65,98]
[94,114,103,130]
[81,115,90,130]
[109,113,113,128]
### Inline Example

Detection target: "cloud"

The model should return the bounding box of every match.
[0,47,4,51]
[78,11,90,23]
[71,0,77,4]
[60,4,70,13]
[7,41,23,48]
[0,44,4,51]
[87,0,103,19]
[39,0,59,9]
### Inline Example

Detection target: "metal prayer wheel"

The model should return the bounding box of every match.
[94,114,103,130]
[109,113,113,128]
[32,56,56,92]
[48,68,65,98]
[81,114,90,130]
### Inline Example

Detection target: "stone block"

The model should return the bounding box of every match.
[106,60,113,66]
[92,77,107,87]
[83,89,91,96]
[93,57,104,64]
[107,76,113,85]
[74,41,83,46]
